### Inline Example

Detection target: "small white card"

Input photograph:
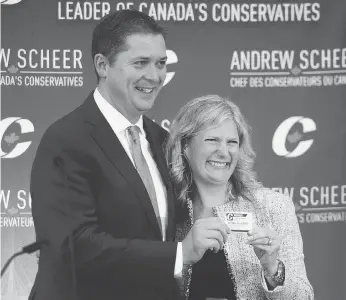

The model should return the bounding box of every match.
[224,212,252,232]
[213,205,252,232]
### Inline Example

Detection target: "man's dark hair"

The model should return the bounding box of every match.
[92,9,167,81]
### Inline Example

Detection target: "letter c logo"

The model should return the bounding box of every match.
[1,0,23,5]
[0,117,34,158]
[272,116,316,158]
[163,50,178,86]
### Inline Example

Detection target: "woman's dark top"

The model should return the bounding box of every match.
[188,249,236,300]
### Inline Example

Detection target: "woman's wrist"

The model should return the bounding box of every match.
[263,259,286,289]
[263,259,279,276]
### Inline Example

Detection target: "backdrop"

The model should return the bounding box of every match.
[1,1,345,299]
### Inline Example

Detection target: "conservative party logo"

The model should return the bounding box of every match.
[164,50,178,86]
[272,116,316,158]
[0,117,34,159]
[0,0,23,4]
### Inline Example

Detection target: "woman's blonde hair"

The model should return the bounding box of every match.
[165,95,261,202]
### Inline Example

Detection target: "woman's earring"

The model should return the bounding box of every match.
[183,145,188,154]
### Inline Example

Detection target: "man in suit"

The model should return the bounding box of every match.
[29,10,229,300]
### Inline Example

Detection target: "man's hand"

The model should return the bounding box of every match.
[36,250,40,264]
[182,217,230,265]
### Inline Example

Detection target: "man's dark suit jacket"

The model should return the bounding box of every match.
[29,92,181,300]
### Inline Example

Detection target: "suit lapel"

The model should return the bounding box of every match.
[143,117,176,241]
[81,93,162,239]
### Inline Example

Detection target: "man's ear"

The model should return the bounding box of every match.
[94,53,109,79]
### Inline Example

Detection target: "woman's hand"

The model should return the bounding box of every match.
[246,226,281,275]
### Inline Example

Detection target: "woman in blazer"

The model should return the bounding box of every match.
[165,95,314,300]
